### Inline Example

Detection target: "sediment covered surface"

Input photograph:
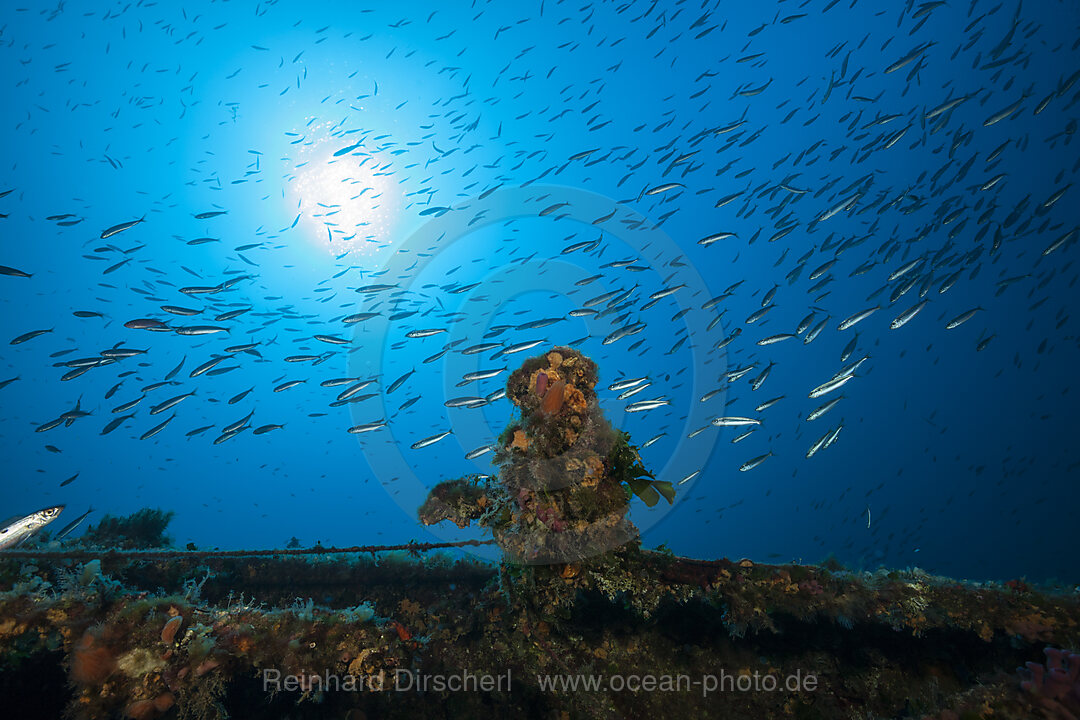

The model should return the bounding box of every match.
[0,548,1076,719]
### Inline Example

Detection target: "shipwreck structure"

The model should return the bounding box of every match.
[0,349,1076,718]
[419,346,673,564]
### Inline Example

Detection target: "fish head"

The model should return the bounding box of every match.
[39,505,65,521]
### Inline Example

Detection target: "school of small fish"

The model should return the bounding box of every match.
[0,0,1077,552]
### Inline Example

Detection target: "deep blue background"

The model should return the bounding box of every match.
[1,0,1078,582]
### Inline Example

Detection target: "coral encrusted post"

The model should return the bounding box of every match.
[419,346,674,563]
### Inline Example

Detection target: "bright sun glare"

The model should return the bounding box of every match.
[286,120,399,257]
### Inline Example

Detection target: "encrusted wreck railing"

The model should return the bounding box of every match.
[0,538,496,561]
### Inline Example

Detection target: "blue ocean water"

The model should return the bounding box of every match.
[1,0,1078,583]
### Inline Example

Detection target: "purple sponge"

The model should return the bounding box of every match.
[1019,647,1080,720]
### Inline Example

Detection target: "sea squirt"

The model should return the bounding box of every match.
[535,370,548,396]
[542,380,566,414]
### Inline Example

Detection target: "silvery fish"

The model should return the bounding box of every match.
[945,307,983,329]
[809,374,855,399]
[609,376,648,392]
[712,416,761,427]
[465,445,494,460]
[626,398,670,413]
[411,430,452,449]
[837,306,879,331]
[99,216,144,239]
[889,300,929,329]
[739,452,773,472]
[0,505,65,549]
[54,507,94,540]
[348,421,387,434]
[808,396,844,422]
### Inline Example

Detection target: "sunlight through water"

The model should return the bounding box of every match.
[284,120,400,256]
